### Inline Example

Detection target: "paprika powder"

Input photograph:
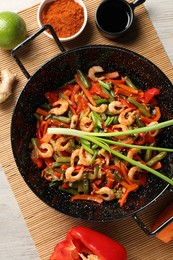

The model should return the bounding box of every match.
[41,0,85,38]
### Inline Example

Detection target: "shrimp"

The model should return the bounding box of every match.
[88,103,107,113]
[70,114,79,129]
[118,108,136,126]
[98,150,110,165]
[65,166,84,182]
[50,98,68,116]
[70,148,80,167]
[128,166,142,182]
[88,66,105,82]
[55,137,70,151]
[79,116,95,132]
[79,147,92,166]
[148,121,159,137]
[37,143,53,158]
[127,148,140,159]
[108,101,125,114]
[112,124,128,139]
[95,187,115,201]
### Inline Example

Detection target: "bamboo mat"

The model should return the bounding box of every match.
[0,1,173,259]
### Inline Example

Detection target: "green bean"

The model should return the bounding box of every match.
[98,79,112,90]
[34,113,40,120]
[52,161,70,167]
[55,157,71,163]
[92,144,99,149]
[44,114,51,120]
[90,111,102,128]
[90,150,98,166]
[77,69,91,89]
[124,76,137,89]
[144,143,154,162]
[81,142,94,155]
[41,103,51,110]
[113,171,122,182]
[114,189,122,199]
[31,138,39,147]
[83,179,90,194]
[113,115,119,124]
[70,138,76,149]
[128,97,151,117]
[146,152,167,167]
[95,98,109,105]
[58,186,78,195]
[88,171,97,180]
[104,116,114,127]
[52,115,71,124]
[135,114,145,127]
[100,85,112,98]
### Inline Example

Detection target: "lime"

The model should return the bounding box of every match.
[0,11,27,50]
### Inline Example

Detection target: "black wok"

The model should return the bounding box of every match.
[11,25,173,235]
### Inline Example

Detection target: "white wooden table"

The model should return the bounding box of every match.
[0,0,173,259]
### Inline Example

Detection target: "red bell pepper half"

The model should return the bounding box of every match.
[50,226,127,260]
[137,87,160,104]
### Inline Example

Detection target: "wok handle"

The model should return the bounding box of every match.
[132,213,173,237]
[11,25,66,79]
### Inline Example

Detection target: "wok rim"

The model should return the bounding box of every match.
[11,44,172,221]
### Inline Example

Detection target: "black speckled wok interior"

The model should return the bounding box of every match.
[11,45,173,221]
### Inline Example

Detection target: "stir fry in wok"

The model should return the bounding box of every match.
[30,66,168,207]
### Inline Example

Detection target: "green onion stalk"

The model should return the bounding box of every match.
[48,119,173,185]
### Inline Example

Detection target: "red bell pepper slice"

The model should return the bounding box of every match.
[89,82,110,99]
[137,87,160,104]
[50,226,127,260]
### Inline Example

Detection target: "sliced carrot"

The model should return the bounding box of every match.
[108,79,125,85]
[120,162,134,185]
[40,133,53,143]
[70,194,103,204]
[152,202,173,243]
[75,74,96,106]
[151,161,162,170]
[118,182,139,207]
[36,107,49,117]
[116,83,139,94]
[115,87,134,97]
[105,178,115,189]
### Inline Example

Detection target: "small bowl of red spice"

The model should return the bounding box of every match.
[37,0,87,42]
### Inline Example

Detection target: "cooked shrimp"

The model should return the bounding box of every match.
[108,101,125,114]
[118,108,136,126]
[88,103,107,113]
[128,166,142,182]
[96,187,115,201]
[98,150,110,165]
[55,137,70,151]
[79,147,92,166]
[65,166,84,182]
[37,143,53,158]
[71,148,80,167]
[50,98,68,115]
[148,121,159,137]
[112,124,128,139]
[88,66,105,82]
[127,148,140,159]
[79,116,95,132]
[70,114,79,129]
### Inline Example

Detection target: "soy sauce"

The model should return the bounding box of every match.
[97,2,131,33]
